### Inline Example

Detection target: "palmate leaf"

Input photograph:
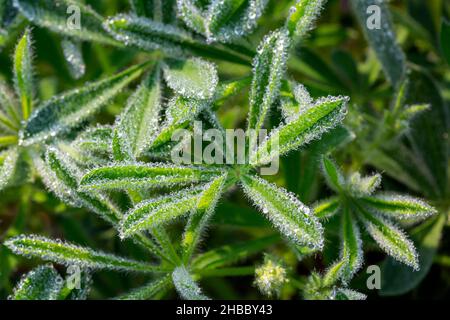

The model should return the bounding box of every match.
[355,203,419,270]
[104,14,193,58]
[240,174,323,249]
[286,0,326,39]
[114,67,162,159]
[340,206,363,281]
[350,0,406,87]
[360,193,436,221]
[13,0,119,46]
[206,0,268,43]
[172,266,210,300]
[251,96,348,166]
[247,28,290,133]
[20,62,149,146]
[80,163,221,191]
[0,147,19,190]
[5,235,161,273]
[162,58,218,99]
[182,173,228,260]
[11,264,63,300]
[119,183,215,239]
[13,28,33,120]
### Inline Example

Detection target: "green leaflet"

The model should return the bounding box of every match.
[80,163,221,191]
[322,259,346,287]
[177,0,208,35]
[350,0,406,86]
[14,0,119,46]
[213,76,252,107]
[192,235,279,270]
[41,150,164,259]
[182,173,228,261]
[13,28,33,120]
[172,266,210,300]
[5,235,161,273]
[286,0,326,39]
[356,203,419,270]
[104,14,250,65]
[116,274,172,300]
[320,156,344,192]
[119,185,206,238]
[0,147,19,190]
[340,206,362,281]
[115,67,162,159]
[104,14,193,57]
[20,62,148,146]
[381,214,445,296]
[240,174,323,249]
[335,288,366,300]
[162,58,218,99]
[37,147,121,225]
[206,0,268,43]
[251,96,348,166]
[360,193,437,221]
[150,96,208,148]
[247,29,290,133]
[11,264,63,300]
[313,197,340,220]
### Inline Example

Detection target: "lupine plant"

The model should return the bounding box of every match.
[0,0,448,300]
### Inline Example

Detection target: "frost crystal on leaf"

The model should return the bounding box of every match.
[61,39,86,80]
[172,266,210,300]
[5,234,161,273]
[241,174,324,250]
[163,58,218,99]
[11,264,63,300]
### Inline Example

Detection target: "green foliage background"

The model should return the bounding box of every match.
[0,0,449,299]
